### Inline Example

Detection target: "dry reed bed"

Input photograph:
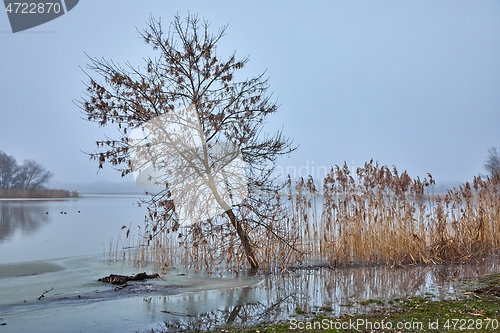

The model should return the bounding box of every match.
[293,161,500,267]
[0,189,78,199]
[116,161,500,272]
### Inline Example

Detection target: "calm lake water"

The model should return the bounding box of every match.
[0,194,148,264]
[1,194,499,333]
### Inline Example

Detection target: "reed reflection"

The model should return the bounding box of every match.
[155,257,500,332]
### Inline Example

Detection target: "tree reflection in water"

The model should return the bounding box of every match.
[0,201,50,243]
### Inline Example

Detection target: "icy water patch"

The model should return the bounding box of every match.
[0,256,260,333]
[1,255,500,333]
[0,261,63,279]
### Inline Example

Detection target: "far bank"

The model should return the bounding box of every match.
[0,189,79,199]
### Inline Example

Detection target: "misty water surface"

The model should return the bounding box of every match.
[0,194,148,264]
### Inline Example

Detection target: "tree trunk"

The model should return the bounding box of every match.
[225,209,259,270]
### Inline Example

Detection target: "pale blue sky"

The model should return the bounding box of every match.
[1,1,499,189]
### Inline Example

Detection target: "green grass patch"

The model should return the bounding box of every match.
[359,299,385,306]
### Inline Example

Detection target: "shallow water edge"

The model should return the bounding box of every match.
[1,255,500,333]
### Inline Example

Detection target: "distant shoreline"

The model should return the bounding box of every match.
[0,189,79,199]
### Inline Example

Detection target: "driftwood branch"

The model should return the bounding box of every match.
[37,287,54,300]
[98,272,160,285]
[160,310,194,317]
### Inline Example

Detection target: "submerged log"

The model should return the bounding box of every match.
[98,272,160,285]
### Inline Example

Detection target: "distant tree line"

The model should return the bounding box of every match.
[0,150,53,190]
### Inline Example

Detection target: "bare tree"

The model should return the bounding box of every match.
[0,152,53,190]
[485,146,500,181]
[15,159,53,190]
[0,151,18,189]
[78,15,295,270]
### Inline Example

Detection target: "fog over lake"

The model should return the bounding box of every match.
[1,1,499,187]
